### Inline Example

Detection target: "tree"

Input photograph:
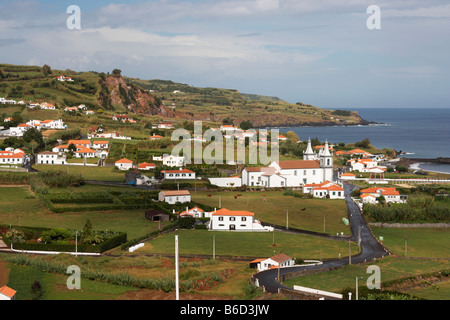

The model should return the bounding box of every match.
[30,280,43,300]
[355,138,372,149]
[396,165,409,173]
[222,117,233,125]
[112,69,122,76]
[81,219,93,244]
[42,64,52,75]
[22,127,44,149]
[239,120,253,130]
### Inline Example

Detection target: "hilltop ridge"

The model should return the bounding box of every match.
[0,63,371,127]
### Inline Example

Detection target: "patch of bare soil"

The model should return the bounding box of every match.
[0,260,10,286]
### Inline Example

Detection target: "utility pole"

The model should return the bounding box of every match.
[405,233,407,258]
[323,216,325,233]
[348,239,351,265]
[175,235,179,300]
[213,235,215,260]
[286,209,289,230]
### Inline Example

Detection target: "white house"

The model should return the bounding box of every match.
[158,122,174,129]
[162,154,185,167]
[250,253,295,272]
[39,103,56,110]
[310,184,345,199]
[242,139,334,188]
[361,193,377,204]
[339,172,356,180]
[360,187,407,204]
[208,176,242,188]
[115,158,134,170]
[138,162,156,170]
[36,151,66,165]
[91,141,110,150]
[40,119,66,130]
[0,149,26,165]
[161,168,196,180]
[0,286,16,300]
[347,158,378,172]
[54,75,74,82]
[209,208,273,232]
[75,147,96,158]
[158,190,191,204]
[179,207,208,218]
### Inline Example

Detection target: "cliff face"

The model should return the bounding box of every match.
[98,75,174,117]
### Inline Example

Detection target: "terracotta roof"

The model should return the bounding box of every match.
[212,208,254,217]
[244,167,267,172]
[93,141,109,145]
[276,160,320,169]
[0,285,16,298]
[361,194,376,198]
[76,147,95,153]
[160,190,191,196]
[270,253,293,264]
[341,173,355,176]
[68,140,90,145]
[115,158,133,164]
[138,162,156,169]
[162,169,195,174]
[381,190,400,196]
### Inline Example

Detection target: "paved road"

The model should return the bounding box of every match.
[253,182,390,294]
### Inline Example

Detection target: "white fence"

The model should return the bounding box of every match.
[129,243,145,252]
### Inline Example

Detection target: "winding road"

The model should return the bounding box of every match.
[253,182,390,294]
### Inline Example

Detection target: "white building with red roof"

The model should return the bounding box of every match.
[0,148,26,165]
[360,187,406,204]
[0,285,16,300]
[158,190,191,204]
[138,162,156,170]
[161,168,196,180]
[250,253,295,272]
[36,151,66,165]
[115,158,134,170]
[210,207,273,232]
[242,139,334,187]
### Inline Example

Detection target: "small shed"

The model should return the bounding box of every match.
[145,209,170,222]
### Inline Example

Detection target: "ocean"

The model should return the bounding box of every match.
[277,108,450,174]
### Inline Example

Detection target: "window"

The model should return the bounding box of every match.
[313,170,316,175]
[241,217,247,221]
[294,170,297,176]
[230,217,235,221]
[218,217,224,221]
[304,170,307,175]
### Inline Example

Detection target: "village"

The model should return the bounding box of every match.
[0,85,449,301]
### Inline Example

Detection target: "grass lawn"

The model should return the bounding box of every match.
[0,186,165,239]
[282,255,449,299]
[371,227,450,259]
[33,164,126,182]
[134,229,360,260]
[3,262,138,300]
[192,191,351,235]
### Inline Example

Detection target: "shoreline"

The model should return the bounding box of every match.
[408,162,450,175]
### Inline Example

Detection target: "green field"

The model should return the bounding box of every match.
[192,191,350,235]
[282,255,449,299]
[32,164,126,182]
[371,227,450,259]
[0,186,164,239]
[134,229,359,260]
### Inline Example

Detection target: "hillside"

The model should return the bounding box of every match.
[0,63,371,127]
[124,77,372,127]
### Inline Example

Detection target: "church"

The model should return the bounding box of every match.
[241,139,334,188]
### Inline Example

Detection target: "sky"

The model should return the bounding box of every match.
[1,0,449,109]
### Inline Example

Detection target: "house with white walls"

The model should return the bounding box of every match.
[138,162,156,170]
[115,158,134,170]
[250,253,295,272]
[0,149,26,165]
[209,208,273,232]
[0,285,16,300]
[36,151,67,165]
[242,139,334,188]
[208,176,242,188]
[162,154,185,167]
[158,190,191,204]
[161,168,196,180]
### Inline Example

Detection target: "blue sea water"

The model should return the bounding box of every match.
[277,108,450,173]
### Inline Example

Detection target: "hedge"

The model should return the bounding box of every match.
[1,225,127,253]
